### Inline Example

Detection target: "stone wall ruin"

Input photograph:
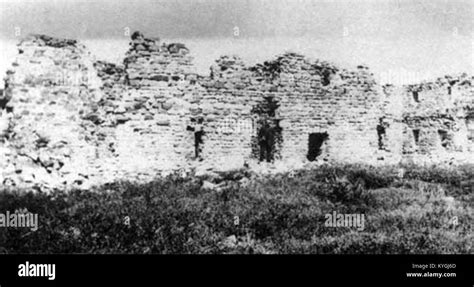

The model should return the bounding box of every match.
[0,32,472,189]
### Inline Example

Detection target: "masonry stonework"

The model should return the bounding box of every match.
[0,33,472,189]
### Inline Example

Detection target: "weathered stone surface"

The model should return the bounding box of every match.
[0,32,472,190]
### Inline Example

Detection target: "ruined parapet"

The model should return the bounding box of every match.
[124,31,195,87]
[0,32,472,189]
[18,34,79,49]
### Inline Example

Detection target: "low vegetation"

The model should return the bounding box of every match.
[0,164,472,254]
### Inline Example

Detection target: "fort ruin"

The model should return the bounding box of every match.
[0,32,473,189]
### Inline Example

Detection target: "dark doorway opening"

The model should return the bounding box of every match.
[194,130,204,160]
[467,113,474,142]
[0,98,7,110]
[377,125,386,150]
[412,91,420,103]
[438,130,449,148]
[376,118,387,150]
[187,117,204,160]
[412,129,420,144]
[257,119,282,162]
[252,96,282,162]
[307,132,328,161]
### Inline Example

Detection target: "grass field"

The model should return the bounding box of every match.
[0,164,472,254]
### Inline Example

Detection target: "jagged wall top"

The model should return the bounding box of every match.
[0,32,472,190]
[18,34,79,49]
[123,31,195,87]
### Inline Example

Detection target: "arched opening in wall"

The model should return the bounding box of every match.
[412,91,420,103]
[307,132,328,161]
[412,129,420,145]
[438,130,450,148]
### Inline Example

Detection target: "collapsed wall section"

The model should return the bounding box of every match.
[382,74,473,165]
[198,56,260,170]
[104,31,204,179]
[0,34,104,188]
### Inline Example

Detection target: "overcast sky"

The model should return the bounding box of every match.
[0,0,472,84]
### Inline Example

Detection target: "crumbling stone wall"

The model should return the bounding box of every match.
[87,31,204,182]
[0,32,472,189]
[0,34,104,188]
[199,53,382,171]
[382,74,473,165]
